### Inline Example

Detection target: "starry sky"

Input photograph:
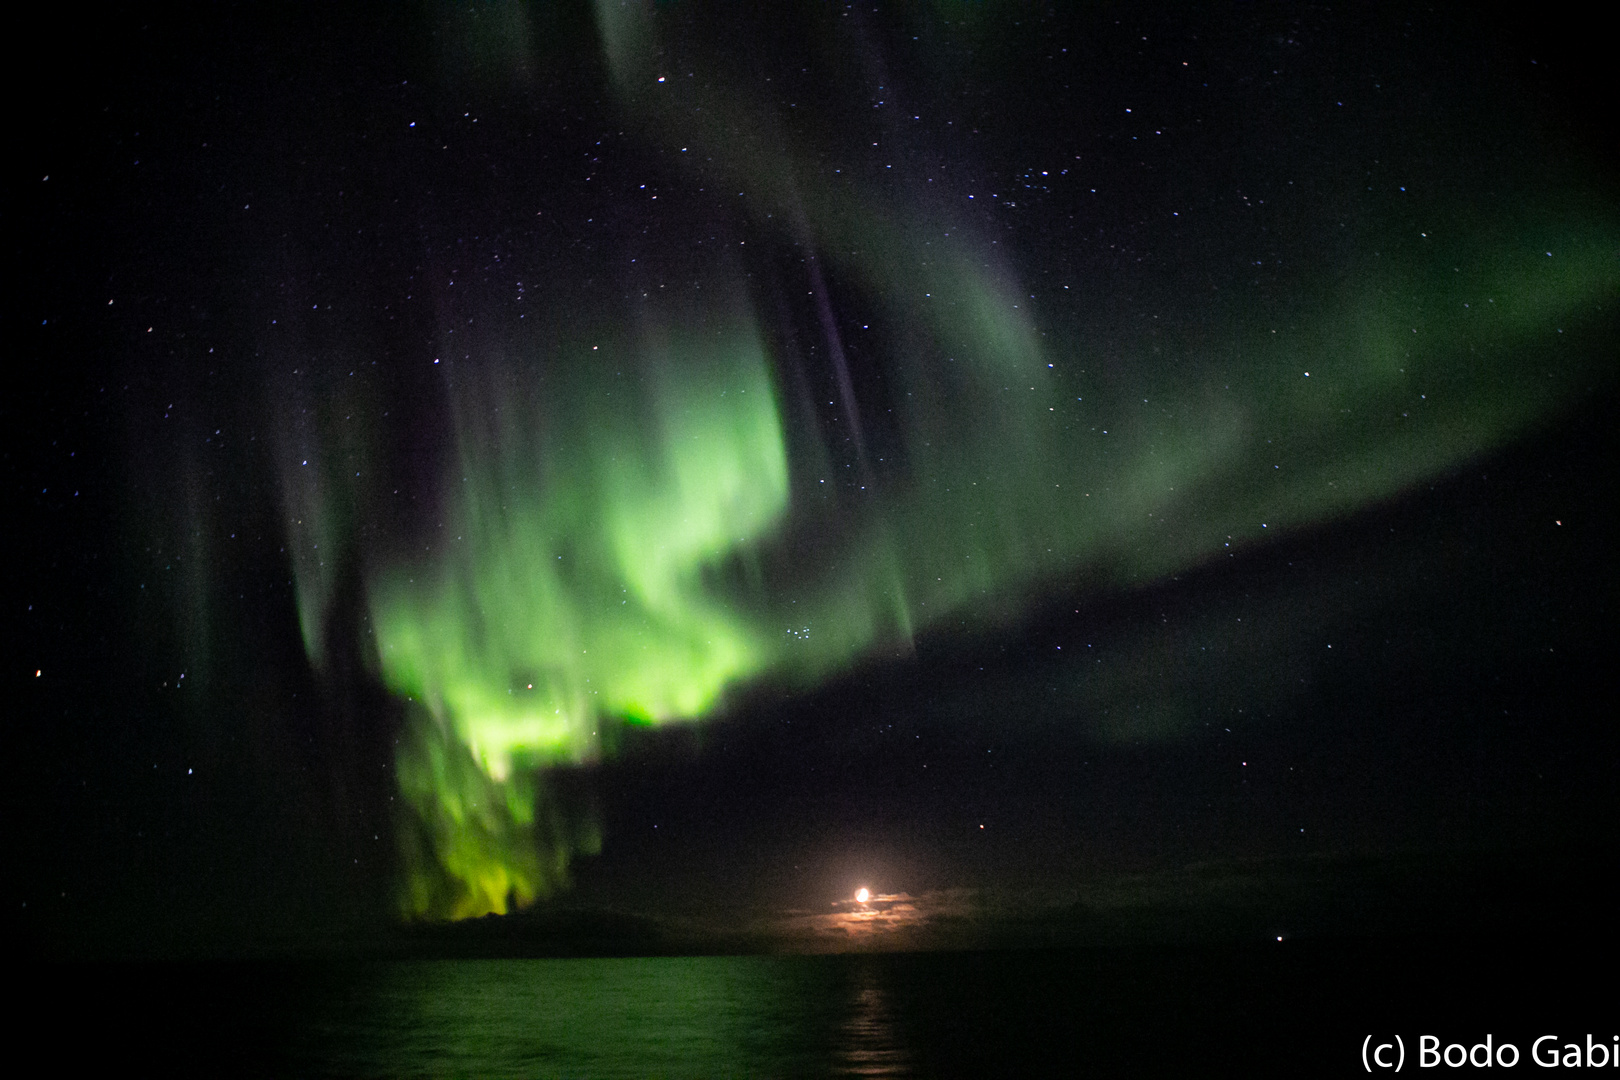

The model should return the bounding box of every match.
[11,1,1617,957]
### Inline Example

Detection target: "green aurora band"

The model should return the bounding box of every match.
[360,232,1612,919]
[270,11,1619,920]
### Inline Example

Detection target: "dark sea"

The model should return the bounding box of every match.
[45,939,1604,1076]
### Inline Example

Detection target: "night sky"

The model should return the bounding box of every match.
[11,1,1617,959]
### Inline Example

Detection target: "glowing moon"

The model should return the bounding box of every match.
[855,888,870,903]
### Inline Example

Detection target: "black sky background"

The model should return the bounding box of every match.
[8,1,1617,960]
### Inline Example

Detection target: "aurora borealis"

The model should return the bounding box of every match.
[274,3,1619,918]
[15,0,1618,953]
[358,192,1613,917]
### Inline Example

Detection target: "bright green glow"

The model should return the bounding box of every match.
[373,320,788,917]
[394,706,602,920]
